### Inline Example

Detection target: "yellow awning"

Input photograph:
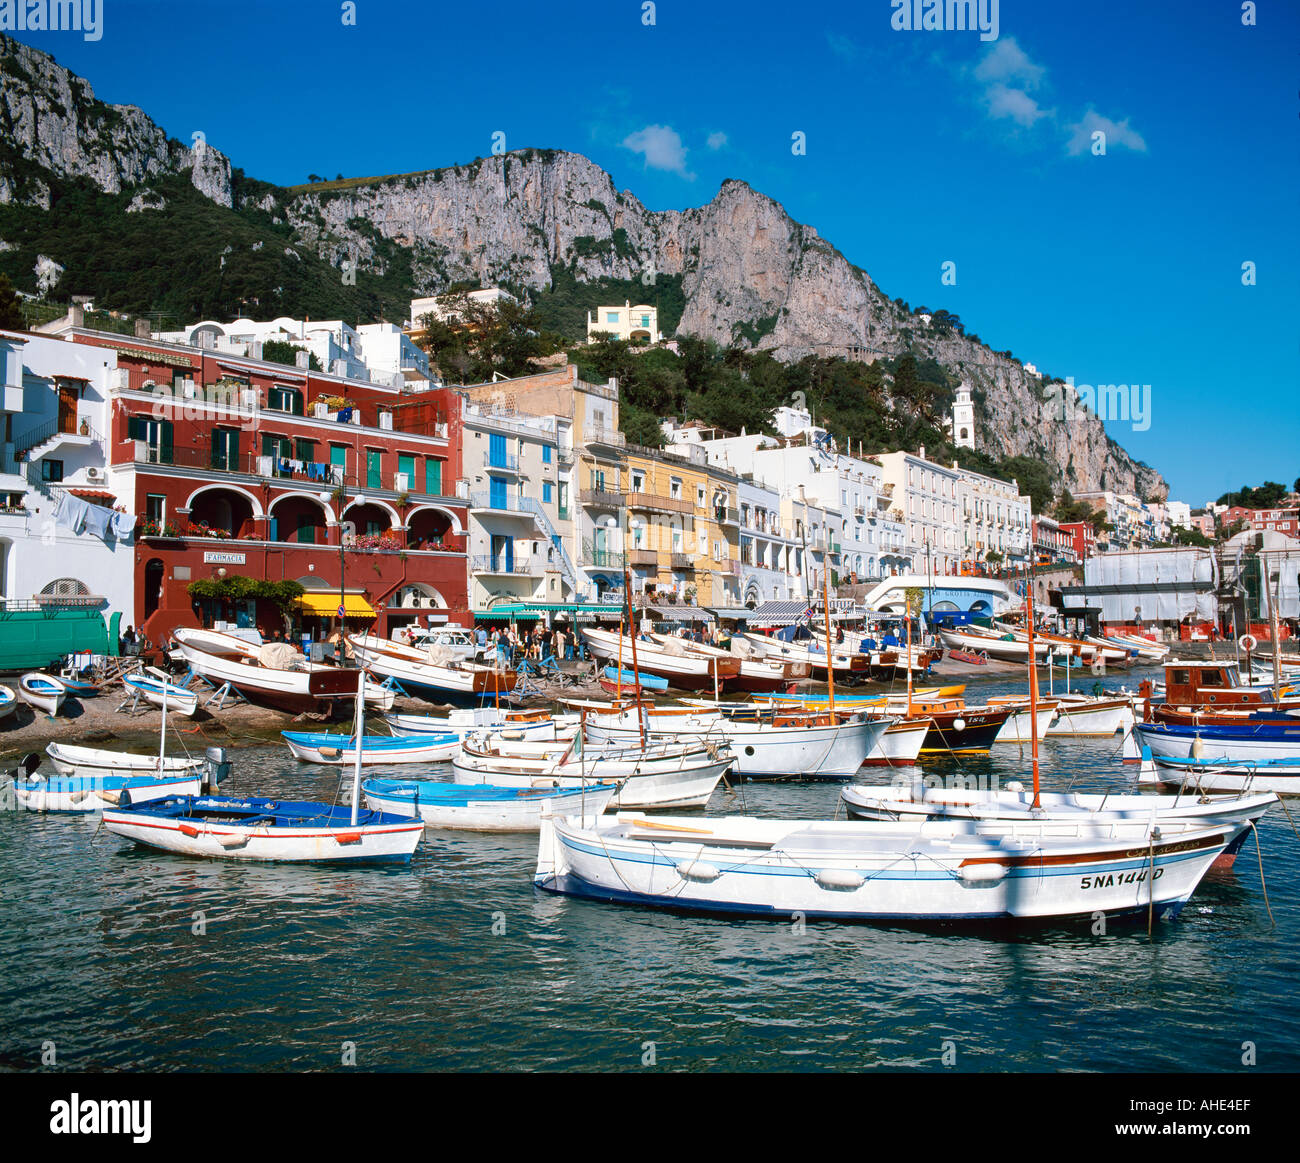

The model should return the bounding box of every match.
[295,593,377,618]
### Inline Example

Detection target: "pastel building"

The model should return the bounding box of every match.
[587,301,662,344]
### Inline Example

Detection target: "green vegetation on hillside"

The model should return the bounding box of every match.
[1216,481,1291,509]
[525,266,686,345]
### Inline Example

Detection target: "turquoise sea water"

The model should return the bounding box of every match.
[2,665,1296,1073]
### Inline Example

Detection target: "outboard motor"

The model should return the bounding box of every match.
[203,747,231,793]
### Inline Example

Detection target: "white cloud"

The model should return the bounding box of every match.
[706,131,728,151]
[984,83,1050,127]
[826,32,858,60]
[973,36,1046,89]
[1065,110,1148,155]
[622,125,694,178]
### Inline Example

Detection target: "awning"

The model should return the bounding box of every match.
[295,593,377,618]
[66,488,116,502]
[474,611,540,621]
[644,606,714,622]
[104,343,194,368]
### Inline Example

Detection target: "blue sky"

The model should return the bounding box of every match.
[13,0,1298,506]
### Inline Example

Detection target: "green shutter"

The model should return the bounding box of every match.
[159,419,173,464]
[425,458,441,495]
[330,444,347,468]
[366,449,382,489]
[398,454,415,489]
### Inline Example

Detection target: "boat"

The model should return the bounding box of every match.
[362,777,618,832]
[1143,755,1300,795]
[172,627,362,714]
[384,706,578,742]
[57,675,101,698]
[988,697,1060,744]
[0,684,16,721]
[348,633,515,705]
[1046,694,1134,736]
[740,632,871,685]
[123,669,200,717]
[581,626,739,691]
[45,741,223,781]
[535,811,1241,923]
[1133,720,1300,765]
[15,769,211,813]
[862,717,932,766]
[102,671,424,863]
[839,781,1276,869]
[281,730,461,765]
[452,735,733,810]
[581,702,894,780]
[645,632,801,693]
[600,666,669,697]
[19,672,66,716]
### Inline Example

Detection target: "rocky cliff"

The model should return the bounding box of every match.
[0,34,1162,500]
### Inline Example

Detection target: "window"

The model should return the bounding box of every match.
[268,385,304,415]
[606,312,619,324]
[670,478,682,499]
[41,459,64,483]
[398,454,416,489]
[696,485,705,506]
[366,449,382,489]
[128,415,173,463]
[426,457,441,495]
[631,471,644,492]
[146,495,166,523]
[542,445,552,464]
[212,428,240,472]
[542,482,553,504]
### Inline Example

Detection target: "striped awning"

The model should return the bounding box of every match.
[105,343,194,368]
[644,605,713,622]
[745,599,860,626]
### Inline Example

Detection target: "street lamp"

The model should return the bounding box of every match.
[319,475,368,660]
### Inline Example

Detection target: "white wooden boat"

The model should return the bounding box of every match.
[581,704,894,780]
[1142,753,1300,794]
[19,672,66,716]
[16,770,207,813]
[581,627,739,691]
[740,632,870,683]
[101,671,423,863]
[644,632,798,692]
[348,633,514,704]
[1046,694,1133,737]
[988,697,1060,744]
[0,684,16,720]
[384,707,578,742]
[453,736,732,809]
[123,669,200,717]
[536,811,1241,923]
[46,741,208,779]
[172,627,360,714]
[362,777,618,832]
[1134,721,1300,764]
[863,717,931,766]
[281,730,461,765]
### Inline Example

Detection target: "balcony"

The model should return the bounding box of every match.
[589,549,625,569]
[584,426,626,448]
[557,447,575,466]
[471,554,540,576]
[627,491,693,515]
[468,490,534,518]
[714,506,741,526]
[670,553,695,571]
[579,487,624,509]
[629,548,658,568]
[484,451,521,473]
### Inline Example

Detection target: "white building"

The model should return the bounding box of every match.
[1,329,135,625]
[587,301,662,345]
[876,449,964,576]
[956,464,1033,567]
[1166,500,1192,531]
[410,288,518,329]
[949,381,975,450]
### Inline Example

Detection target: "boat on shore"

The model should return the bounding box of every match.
[0,684,16,721]
[348,633,515,704]
[580,627,740,691]
[19,672,66,716]
[123,669,200,717]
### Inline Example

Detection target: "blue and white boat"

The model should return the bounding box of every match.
[101,671,424,863]
[123,669,199,717]
[363,777,618,832]
[282,730,461,765]
[102,795,425,862]
[15,769,207,813]
[601,666,669,692]
[58,675,101,698]
[384,707,578,742]
[19,672,66,717]
[1145,754,1300,794]
[1134,720,1300,764]
[0,684,16,721]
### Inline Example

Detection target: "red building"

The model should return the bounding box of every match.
[1245,507,1300,538]
[1059,521,1097,562]
[69,329,468,645]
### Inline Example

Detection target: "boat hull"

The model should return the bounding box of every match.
[16,773,202,813]
[363,778,618,832]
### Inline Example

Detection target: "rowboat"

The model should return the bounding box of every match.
[1046,695,1133,736]
[452,735,733,809]
[362,777,618,832]
[1143,755,1300,795]
[0,684,16,720]
[535,811,1240,924]
[385,707,578,742]
[581,627,738,691]
[172,627,361,714]
[862,717,931,766]
[348,633,515,704]
[101,671,424,863]
[19,672,66,716]
[645,632,800,692]
[57,676,101,698]
[988,697,1060,744]
[281,730,461,765]
[600,666,669,697]
[1133,720,1300,765]
[16,770,208,813]
[45,741,217,780]
[123,669,199,717]
[581,703,895,780]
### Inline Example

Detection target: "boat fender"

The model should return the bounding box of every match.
[960,862,1008,885]
[676,860,722,883]
[501,730,525,740]
[1191,736,1203,760]
[178,823,201,838]
[217,832,249,849]
[1004,780,1025,794]
[815,868,865,891]
[953,718,967,731]
[335,832,363,844]
[100,789,121,805]
[319,747,342,760]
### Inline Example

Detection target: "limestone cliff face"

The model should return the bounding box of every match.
[0,36,232,208]
[0,35,1161,498]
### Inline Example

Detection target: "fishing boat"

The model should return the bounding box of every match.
[861,717,932,766]
[535,811,1241,924]
[1133,720,1300,765]
[19,672,66,716]
[0,684,16,721]
[281,730,461,765]
[123,669,200,717]
[988,697,1060,744]
[172,627,361,714]
[362,777,619,832]
[644,632,800,693]
[102,671,424,864]
[16,769,211,813]
[384,706,578,742]
[348,633,515,705]
[57,675,101,698]
[581,702,894,780]
[453,735,733,810]
[1046,694,1133,736]
[739,632,871,685]
[1143,755,1300,795]
[581,626,739,691]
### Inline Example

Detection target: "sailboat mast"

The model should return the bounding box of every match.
[158,681,167,775]
[350,667,365,826]
[1270,554,1282,697]
[824,565,836,717]
[1026,575,1041,809]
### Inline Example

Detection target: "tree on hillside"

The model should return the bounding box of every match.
[0,274,23,330]
[998,456,1054,515]
[417,292,561,383]
[1172,525,1211,547]
[1055,489,1096,525]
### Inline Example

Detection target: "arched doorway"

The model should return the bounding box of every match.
[144,559,165,620]
[189,488,254,538]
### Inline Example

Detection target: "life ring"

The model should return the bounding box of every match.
[1239,634,1258,652]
